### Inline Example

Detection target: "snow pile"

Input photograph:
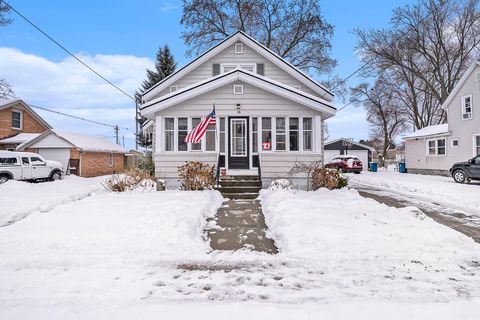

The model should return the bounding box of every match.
[267,179,293,191]
[0,175,105,226]
[348,171,480,212]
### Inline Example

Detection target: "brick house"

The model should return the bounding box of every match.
[18,129,126,177]
[0,98,51,149]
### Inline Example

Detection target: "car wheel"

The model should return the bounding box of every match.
[354,171,361,174]
[0,175,9,184]
[50,171,62,181]
[453,170,467,184]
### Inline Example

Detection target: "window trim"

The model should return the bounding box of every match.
[11,109,23,130]
[234,42,243,54]
[426,138,447,156]
[233,84,244,95]
[221,63,256,74]
[461,94,473,120]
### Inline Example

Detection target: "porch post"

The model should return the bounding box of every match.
[155,115,162,153]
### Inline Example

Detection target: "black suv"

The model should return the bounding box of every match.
[449,155,480,183]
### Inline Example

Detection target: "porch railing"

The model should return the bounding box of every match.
[215,153,221,187]
[257,154,262,183]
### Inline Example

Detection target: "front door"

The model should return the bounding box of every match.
[228,117,249,169]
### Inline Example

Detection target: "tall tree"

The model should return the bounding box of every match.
[354,0,480,130]
[0,1,13,98]
[136,44,177,148]
[180,0,336,75]
[350,77,407,166]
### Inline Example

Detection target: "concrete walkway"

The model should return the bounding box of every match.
[206,199,278,253]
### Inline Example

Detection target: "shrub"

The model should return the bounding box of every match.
[311,168,348,191]
[268,179,293,191]
[102,169,156,192]
[138,154,155,177]
[177,161,216,191]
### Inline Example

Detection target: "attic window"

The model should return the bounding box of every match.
[233,84,244,95]
[462,94,472,120]
[11,109,23,129]
[170,86,178,93]
[235,43,243,54]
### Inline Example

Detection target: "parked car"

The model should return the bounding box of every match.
[0,151,63,184]
[449,155,480,184]
[325,155,363,174]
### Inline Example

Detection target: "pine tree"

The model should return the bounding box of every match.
[136,44,177,148]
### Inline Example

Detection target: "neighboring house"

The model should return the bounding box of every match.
[18,129,126,177]
[324,138,375,171]
[139,31,336,187]
[404,60,480,176]
[0,98,51,148]
[0,133,41,151]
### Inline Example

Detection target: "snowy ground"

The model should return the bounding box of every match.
[1,178,480,318]
[348,170,480,213]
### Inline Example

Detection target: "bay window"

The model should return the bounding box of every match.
[289,117,299,151]
[178,118,188,151]
[262,117,272,151]
[275,117,286,151]
[164,118,174,151]
[303,118,313,151]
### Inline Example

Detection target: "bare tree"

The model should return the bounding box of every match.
[354,0,480,129]
[350,77,407,166]
[180,0,336,75]
[0,1,13,97]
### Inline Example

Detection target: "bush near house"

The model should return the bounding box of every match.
[312,168,348,190]
[102,169,156,192]
[177,161,216,191]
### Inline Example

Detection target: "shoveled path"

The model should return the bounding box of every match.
[206,199,278,253]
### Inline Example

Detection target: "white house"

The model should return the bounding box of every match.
[140,31,336,187]
[403,60,480,175]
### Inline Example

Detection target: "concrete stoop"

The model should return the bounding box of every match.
[216,175,261,200]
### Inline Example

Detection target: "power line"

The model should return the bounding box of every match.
[3,1,135,101]
[29,104,129,130]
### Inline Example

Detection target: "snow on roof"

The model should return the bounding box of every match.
[51,130,126,153]
[0,98,20,108]
[0,133,40,144]
[402,124,449,139]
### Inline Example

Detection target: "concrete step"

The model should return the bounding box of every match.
[219,180,262,187]
[222,192,259,200]
[217,186,261,194]
[220,175,260,181]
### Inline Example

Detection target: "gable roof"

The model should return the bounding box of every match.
[140,68,336,119]
[19,129,126,153]
[402,124,450,139]
[324,138,376,152]
[0,133,41,145]
[0,98,52,129]
[441,60,480,110]
[141,31,333,102]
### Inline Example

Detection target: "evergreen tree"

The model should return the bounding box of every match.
[136,44,177,148]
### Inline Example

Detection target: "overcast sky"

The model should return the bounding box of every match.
[0,0,415,150]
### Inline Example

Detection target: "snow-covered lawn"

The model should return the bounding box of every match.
[1,178,480,319]
[0,176,105,226]
[348,170,480,213]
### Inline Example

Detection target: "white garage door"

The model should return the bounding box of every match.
[345,150,369,171]
[38,148,70,172]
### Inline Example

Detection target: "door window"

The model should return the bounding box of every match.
[31,157,45,165]
[22,157,30,165]
[230,119,247,157]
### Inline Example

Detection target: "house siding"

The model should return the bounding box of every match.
[147,42,324,102]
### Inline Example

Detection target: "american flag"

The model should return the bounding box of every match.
[184,105,216,144]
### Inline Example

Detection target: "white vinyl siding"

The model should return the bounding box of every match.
[461,94,472,120]
[426,138,446,156]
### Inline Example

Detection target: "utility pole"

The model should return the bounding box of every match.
[122,135,125,148]
[114,125,119,145]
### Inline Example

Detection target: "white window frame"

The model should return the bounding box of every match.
[234,42,243,54]
[189,117,202,152]
[474,134,480,157]
[221,63,256,74]
[233,84,244,95]
[230,118,247,157]
[11,109,23,129]
[426,138,447,156]
[461,94,473,120]
[302,117,313,151]
[170,85,178,93]
[164,117,175,152]
[275,117,287,152]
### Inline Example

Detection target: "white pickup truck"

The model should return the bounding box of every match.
[0,151,63,184]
